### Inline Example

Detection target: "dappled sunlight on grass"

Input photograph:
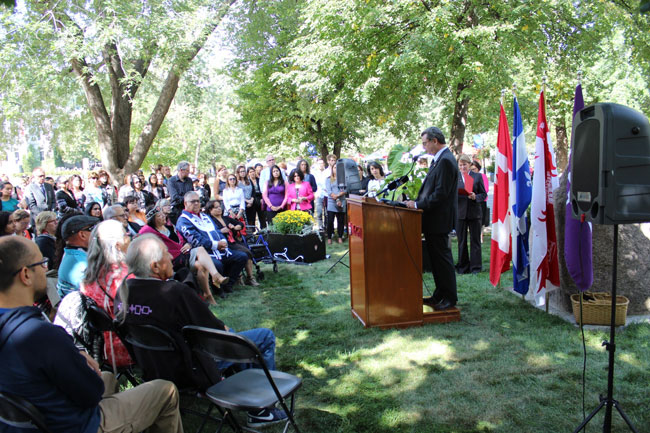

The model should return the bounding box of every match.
[289,329,310,345]
[527,353,552,368]
[298,361,327,378]
[618,352,642,367]
[379,408,420,428]
[195,240,650,433]
[472,339,490,351]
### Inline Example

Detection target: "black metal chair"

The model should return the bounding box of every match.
[118,322,222,433]
[0,392,53,433]
[182,325,302,433]
[85,304,140,387]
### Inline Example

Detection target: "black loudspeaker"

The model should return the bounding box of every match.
[570,103,650,225]
[336,158,362,194]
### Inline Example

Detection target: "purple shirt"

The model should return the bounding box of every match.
[267,184,286,207]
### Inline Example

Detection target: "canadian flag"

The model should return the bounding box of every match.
[530,90,560,303]
[489,104,513,287]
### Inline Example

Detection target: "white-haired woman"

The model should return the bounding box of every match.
[81,219,134,369]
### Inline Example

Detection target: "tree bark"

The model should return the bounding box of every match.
[449,81,470,156]
[555,120,569,175]
[55,1,237,185]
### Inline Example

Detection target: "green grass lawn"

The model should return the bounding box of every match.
[184,238,650,433]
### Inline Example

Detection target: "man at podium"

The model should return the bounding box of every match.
[405,127,459,311]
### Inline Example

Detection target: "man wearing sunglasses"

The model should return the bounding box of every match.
[0,236,184,432]
[56,215,100,299]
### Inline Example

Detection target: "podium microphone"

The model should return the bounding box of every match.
[376,175,409,196]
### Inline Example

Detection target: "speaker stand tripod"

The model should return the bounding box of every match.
[572,224,638,433]
[325,249,349,274]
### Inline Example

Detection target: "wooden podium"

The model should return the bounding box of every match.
[347,196,460,329]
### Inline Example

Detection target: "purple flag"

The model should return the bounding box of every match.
[564,84,593,291]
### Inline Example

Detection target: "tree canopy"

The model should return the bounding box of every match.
[1,0,648,175]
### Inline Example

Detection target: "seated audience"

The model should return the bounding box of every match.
[0,236,183,433]
[139,203,230,304]
[33,211,57,270]
[205,200,259,287]
[12,209,32,239]
[176,192,247,293]
[56,215,99,299]
[117,234,286,427]
[0,210,15,237]
[85,201,104,220]
[81,220,134,369]
[124,195,146,231]
[104,203,139,238]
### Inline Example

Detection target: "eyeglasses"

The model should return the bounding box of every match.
[47,219,57,224]
[114,213,127,219]
[228,178,236,181]
[266,158,275,163]
[188,199,200,204]
[11,258,49,276]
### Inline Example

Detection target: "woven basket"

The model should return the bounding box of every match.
[571,292,629,326]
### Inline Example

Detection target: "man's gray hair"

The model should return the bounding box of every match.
[184,191,199,203]
[103,204,123,220]
[421,127,446,145]
[83,220,127,285]
[177,161,190,172]
[155,198,170,209]
[126,234,165,278]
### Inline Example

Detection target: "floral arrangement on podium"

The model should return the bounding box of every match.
[266,211,325,263]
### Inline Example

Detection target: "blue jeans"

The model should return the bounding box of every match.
[210,249,248,287]
[217,327,276,371]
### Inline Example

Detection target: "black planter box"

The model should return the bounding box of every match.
[266,232,326,263]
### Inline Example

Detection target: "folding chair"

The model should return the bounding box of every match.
[0,392,53,433]
[85,304,140,387]
[182,325,302,433]
[119,322,222,433]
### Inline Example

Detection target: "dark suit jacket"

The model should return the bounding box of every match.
[415,148,459,234]
[25,182,56,215]
[457,171,487,220]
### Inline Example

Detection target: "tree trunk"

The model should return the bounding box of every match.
[449,81,469,156]
[58,1,237,185]
[555,120,569,175]
[194,140,201,169]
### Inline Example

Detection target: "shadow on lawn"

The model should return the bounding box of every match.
[190,242,650,433]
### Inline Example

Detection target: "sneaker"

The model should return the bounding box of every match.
[246,407,288,428]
